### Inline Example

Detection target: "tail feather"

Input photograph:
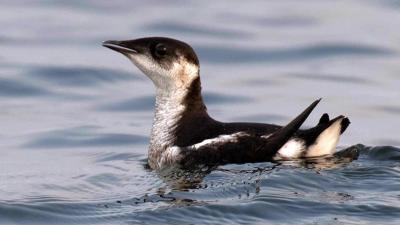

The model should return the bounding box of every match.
[340,117,350,134]
[262,99,321,158]
[318,113,330,125]
[305,116,348,157]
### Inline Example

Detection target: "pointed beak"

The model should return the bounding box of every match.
[102,40,138,54]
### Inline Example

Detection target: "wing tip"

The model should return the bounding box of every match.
[341,117,351,134]
[322,115,351,134]
[318,113,330,125]
[264,98,321,155]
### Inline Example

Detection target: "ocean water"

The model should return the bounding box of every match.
[1,0,400,224]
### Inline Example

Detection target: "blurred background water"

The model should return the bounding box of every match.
[0,0,399,224]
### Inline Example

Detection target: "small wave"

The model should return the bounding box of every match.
[377,106,400,115]
[216,13,317,27]
[0,77,51,97]
[97,96,155,112]
[23,126,148,149]
[144,21,250,39]
[196,43,394,64]
[95,152,142,163]
[286,72,373,85]
[361,145,400,161]
[96,92,251,112]
[0,199,125,225]
[27,65,139,87]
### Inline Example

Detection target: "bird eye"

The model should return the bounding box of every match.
[153,43,167,58]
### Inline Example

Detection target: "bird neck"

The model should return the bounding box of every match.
[149,77,209,151]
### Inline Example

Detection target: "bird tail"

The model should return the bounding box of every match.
[261,99,321,159]
[305,115,350,157]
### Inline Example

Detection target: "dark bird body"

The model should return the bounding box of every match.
[103,37,350,170]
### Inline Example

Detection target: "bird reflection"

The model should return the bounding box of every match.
[154,145,360,194]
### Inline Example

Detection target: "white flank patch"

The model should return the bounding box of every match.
[158,146,182,168]
[167,146,181,158]
[157,133,248,168]
[274,138,305,160]
[192,132,248,150]
[305,118,343,157]
[261,134,272,139]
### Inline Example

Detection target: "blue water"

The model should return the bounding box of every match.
[1,0,400,224]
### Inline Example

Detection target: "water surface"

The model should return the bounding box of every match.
[0,0,399,224]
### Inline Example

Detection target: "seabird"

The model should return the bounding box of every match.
[103,37,350,170]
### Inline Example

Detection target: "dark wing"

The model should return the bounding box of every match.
[256,98,321,158]
[178,99,321,168]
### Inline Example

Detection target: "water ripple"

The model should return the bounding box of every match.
[286,73,373,84]
[377,106,400,115]
[27,65,139,87]
[217,13,317,27]
[2,1,400,224]
[0,77,51,97]
[97,92,251,112]
[363,145,400,161]
[144,21,250,38]
[23,126,148,149]
[95,152,141,163]
[196,43,394,63]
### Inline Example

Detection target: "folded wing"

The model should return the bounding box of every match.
[178,99,321,168]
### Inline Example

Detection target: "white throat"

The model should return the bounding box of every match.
[127,54,199,92]
[126,52,201,152]
[150,89,187,149]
